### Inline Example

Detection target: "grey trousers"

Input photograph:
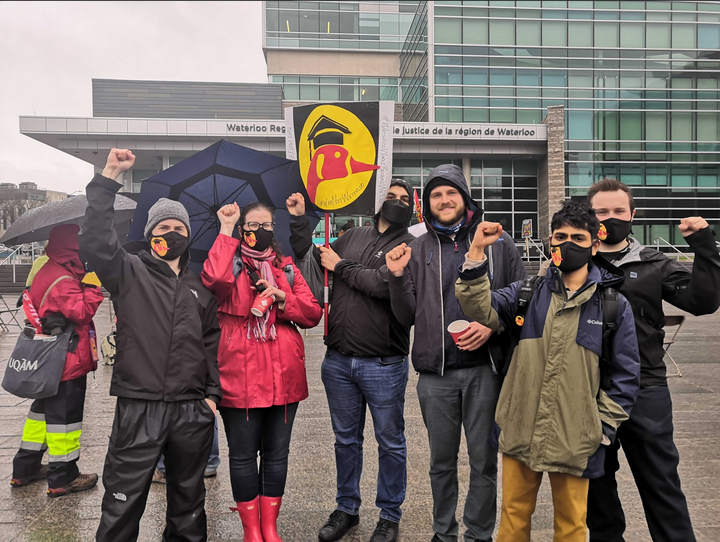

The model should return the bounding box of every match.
[417,363,500,542]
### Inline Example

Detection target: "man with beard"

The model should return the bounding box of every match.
[286,179,416,542]
[384,164,525,542]
[586,178,720,542]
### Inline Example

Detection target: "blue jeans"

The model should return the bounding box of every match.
[321,349,409,523]
[158,416,220,473]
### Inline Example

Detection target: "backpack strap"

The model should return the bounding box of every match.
[599,286,619,389]
[40,275,74,308]
[233,256,294,290]
[514,275,541,329]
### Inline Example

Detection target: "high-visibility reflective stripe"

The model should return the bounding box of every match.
[19,440,47,451]
[46,429,82,457]
[46,422,83,434]
[27,411,46,422]
[48,449,81,463]
[21,418,46,444]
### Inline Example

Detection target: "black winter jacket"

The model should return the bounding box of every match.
[289,215,415,357]
[79,174,222,405]
[602,228,720,387]
[388,165,527,375]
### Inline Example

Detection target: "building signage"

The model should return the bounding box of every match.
[394,123,544,141]
[225,121,286,135]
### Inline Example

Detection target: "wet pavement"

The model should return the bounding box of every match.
[1,300,719,541]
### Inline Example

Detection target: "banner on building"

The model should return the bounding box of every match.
[285,101,394,215]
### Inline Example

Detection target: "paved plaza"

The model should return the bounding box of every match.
[1,300,719,541]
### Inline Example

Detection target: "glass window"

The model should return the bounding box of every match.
[283,84,299,100]
[647,23,671,47]
[463,18,488,44]
[516,20,541,46]
[671,112,692,140]
[645,112,667,140]
[620,22,645,47]
[672,24,696,48]
[435,18,462,44]
[320,85,340,101]
[299,10,319,33]
[568,110,594,140]
[595,22,619,47]
[568,21,593,46]
[698,25,720,49]
[697,113,718,141]
[543,20,568,46]
[620,111,641,140]
[489,19,515,45]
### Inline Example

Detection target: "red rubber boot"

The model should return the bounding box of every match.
[260,495,283,542]
[230,497,264,542]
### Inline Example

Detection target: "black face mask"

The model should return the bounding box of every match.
[381,199,413,227]
[149,231,188,261]
[242,228,275,252]
[598,218,632,245]
[550,241,594,273]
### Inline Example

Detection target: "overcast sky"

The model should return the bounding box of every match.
[0,1,268,194]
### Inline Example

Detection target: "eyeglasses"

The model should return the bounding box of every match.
[242,222,275,232]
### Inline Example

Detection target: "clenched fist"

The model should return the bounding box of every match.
[679,216,709,237]
[468,222,503,261]
[286,193,306,217]
[102,148,135,181]
[385,243,412,277]
[218,203,241,236]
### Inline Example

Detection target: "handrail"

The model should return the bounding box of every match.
[527,237,549,261]
[0,245,24,266]
[515,238,549,262]
[653,237,694,262]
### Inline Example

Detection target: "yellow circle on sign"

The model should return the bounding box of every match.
[298,105,378,211]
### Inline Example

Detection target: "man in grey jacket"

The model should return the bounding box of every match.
[385,164,526,542]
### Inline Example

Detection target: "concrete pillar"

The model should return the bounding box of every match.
[162,156,170,170]
[538,105,565,243]
[462,157,471,191]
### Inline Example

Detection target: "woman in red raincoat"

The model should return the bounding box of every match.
[201,202,322,542]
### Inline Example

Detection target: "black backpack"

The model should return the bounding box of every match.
[508,275,618,388]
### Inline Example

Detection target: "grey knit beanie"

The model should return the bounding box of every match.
[144,198,191,239]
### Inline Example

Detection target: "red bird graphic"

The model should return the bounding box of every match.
[307,145,379,202]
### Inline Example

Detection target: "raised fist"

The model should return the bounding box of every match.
[102,148,135,181]
[286,193,306,217]
[468,222,503,260]
[385,243,412,277]
[679,216,709,237]
[218,203,241,228]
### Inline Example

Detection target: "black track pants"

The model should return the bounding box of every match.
[96,397,215,542]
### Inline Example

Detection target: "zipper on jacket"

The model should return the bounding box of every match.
[454,242,458,253]
[162,274,180,400]
[438,235,446,377]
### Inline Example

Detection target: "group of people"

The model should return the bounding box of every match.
[8,147,720,542]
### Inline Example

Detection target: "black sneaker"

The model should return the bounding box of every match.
[370,519,399,542]
[318,510,359,542]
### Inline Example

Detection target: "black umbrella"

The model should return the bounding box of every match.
[128,140,320,273]
[0,194,137,246]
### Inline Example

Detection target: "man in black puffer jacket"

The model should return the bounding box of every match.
[80,149,221,542]
[287,180,415,542]
[385,164,526,542]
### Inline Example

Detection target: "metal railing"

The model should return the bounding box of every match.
[515,238,549,263]
[0,245,24,267]
[652,237,694,262]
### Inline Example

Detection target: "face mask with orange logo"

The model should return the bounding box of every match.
[242,229,274,253]
[149,232,188,261]
[550,241,593,273]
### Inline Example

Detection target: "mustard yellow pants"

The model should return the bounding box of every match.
[497,454,589,542]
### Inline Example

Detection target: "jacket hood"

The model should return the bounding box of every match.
[544,256,625,293]
[46,224,85,277]
[422,164,482,235]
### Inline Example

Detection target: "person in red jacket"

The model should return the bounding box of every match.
[201,201,322,542]
[11,224,105,497]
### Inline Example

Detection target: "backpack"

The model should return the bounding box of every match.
[509,275,618,388]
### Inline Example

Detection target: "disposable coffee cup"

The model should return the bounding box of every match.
[250,295,276,317]
[448,320,470,345]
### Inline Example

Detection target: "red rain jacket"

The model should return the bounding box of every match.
[26,225,105,381]
[201,234,322,409]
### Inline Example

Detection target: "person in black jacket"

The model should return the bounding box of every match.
[385,164,526,542]
[286,180,415,542]
[80,149,221,542]
[586,178,720,542]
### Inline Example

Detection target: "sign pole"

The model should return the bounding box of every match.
[324,212,330,338]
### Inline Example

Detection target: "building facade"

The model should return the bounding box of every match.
[17,1,720,248]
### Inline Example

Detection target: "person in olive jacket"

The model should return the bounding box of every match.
[81,149,221,542]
